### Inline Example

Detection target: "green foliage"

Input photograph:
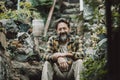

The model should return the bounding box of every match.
[30,0,54,19]
[81,39,107,80]
[77,1,107,79]
[30,0,53,7]
[84,0,102,10]
[0,1,7,13]
[39,0,53,6]
[0,1,36,23]
[81,57,107,80]
[111,5,120,28]
[0,9,32,22]
[20,2,32,9]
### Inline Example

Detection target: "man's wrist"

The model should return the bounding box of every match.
[66,53,73,57]
[49,55,58,62]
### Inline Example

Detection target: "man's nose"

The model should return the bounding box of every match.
[61,29,65,33]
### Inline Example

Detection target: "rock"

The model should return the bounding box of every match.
[11,61,43,80]
[0,54,11,80]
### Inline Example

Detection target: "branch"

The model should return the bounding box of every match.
[43,0,57,37]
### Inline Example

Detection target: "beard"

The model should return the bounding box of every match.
[58,32,69,43]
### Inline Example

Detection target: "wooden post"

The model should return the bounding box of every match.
[79,0,83,11]
[17,0,20,10]
[43,0,57,37]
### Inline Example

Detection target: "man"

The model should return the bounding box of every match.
[41,19,84,80]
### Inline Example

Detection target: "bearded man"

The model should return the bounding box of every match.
[41,19,84,80]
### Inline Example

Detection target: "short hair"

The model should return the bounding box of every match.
[55,18,70,30]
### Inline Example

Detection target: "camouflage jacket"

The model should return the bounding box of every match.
[41,35,84,62]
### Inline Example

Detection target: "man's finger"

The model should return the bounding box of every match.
[62,62,68,70]
[60,63,64,69]
[64,62,69,70]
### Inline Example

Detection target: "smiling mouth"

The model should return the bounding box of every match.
[59,32,68,42]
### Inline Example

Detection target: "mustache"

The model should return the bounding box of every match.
[59,32,67,36]
[58,32,70,42]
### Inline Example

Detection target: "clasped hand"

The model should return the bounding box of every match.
[57,57,68,71]
[51,52,72,71]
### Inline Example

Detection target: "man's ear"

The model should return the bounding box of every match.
[69,28,71,33]
[55,29,58,34]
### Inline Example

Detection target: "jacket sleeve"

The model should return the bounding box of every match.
[40,36,54,61]
[71,37,85,60]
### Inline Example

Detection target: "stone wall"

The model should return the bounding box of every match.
[47,0,83,37]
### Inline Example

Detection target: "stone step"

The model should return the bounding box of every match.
[64,0,79,3]
[63,2,80,9]
[62,8,80,14]
[60,13,80,19]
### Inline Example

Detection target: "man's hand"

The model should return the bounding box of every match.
[57,57,69,71]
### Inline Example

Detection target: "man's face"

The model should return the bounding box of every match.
[56,22,70,42]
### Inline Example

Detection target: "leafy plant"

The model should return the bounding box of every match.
[30,0,53,7]
[111,5,120,29]
[20,1,32,9]
[81,38,107,80]
[0,1,36,23]
[81,57,107,80]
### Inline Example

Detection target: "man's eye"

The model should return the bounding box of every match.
[63,28,66,30]
[59,28,62,31]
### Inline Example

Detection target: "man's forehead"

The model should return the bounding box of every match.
[57,23,69,30]
[58,22,68,26]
